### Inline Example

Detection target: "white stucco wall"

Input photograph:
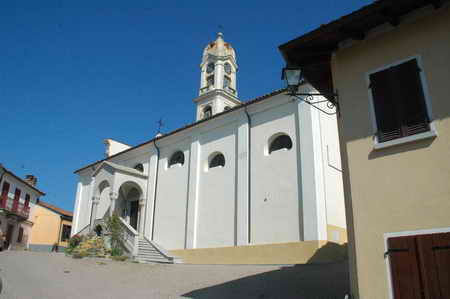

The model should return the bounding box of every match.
[72,86,346,250]
[195,123,237,248]
[250,99,301,244]
[152,141,190,250]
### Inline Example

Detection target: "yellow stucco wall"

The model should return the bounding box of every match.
[332,5,450,299]
[30,205,72,247]
[169,241,348,264]
[327,225,348,244]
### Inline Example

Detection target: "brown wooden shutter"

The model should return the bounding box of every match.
[370,69,402,142]
[370,59,430,142]
[393,59,430,136]
[417,233,450,299]
[388,236,424,299]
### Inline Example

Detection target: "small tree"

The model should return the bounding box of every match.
[106,213,124,255]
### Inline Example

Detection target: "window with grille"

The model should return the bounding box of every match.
[369,58,430,143]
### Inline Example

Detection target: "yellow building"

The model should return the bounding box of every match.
[29,201,73,252]
[280,1,450,298]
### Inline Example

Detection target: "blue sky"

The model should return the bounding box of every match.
[0,0,370,211]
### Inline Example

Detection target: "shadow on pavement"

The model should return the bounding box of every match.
[182,243,350,299]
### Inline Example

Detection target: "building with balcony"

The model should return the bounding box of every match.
[0,165,45,250]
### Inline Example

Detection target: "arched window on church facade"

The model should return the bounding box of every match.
[203,105,212,119]
[268,134,293,154]
[209,153,225,169]
[168,151,185,168]
[133,163,144,172]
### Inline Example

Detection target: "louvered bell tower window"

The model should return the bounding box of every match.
[369,59,430,143]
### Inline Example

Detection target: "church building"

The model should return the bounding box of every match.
[71,33,347,264]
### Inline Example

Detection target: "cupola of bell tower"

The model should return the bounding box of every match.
[193,32,241,121]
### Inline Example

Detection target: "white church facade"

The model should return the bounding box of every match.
[71,33,347,264]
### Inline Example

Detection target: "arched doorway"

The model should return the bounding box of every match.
[117,182,142,231]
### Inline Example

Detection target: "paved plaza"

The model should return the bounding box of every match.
[0,251,349,299]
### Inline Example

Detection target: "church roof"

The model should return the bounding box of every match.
[203,32,236,59]
[74,88,287,174]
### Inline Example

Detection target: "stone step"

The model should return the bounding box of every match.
[138,255,170,260]
[138,256,170,262]
[138,254,165,259]
[138,258,172,264]
[138,248,159,254]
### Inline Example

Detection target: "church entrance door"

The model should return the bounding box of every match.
[130,200,139,231]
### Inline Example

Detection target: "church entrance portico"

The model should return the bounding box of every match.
[117,181,143,232]
[90,161,148,235]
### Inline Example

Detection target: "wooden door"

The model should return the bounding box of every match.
[388,232,450,299]
[388,236,424,299]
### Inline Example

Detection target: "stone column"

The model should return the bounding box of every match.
[109,192,118,217]
[138,198,146,236]
[90,196,100,231]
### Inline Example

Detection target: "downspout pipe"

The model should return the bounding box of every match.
[150,140,160,240]
[243,106,251,244]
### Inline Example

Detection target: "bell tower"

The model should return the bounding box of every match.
[194,32,241,121]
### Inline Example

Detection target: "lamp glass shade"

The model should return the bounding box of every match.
[283,68,302,87]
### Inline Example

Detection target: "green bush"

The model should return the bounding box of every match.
[106,213,124,254]
[69,235,83,249]
[110,247,123,257]
[64,247,73,255]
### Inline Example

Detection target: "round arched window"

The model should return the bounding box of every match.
[133,163,144,172]
[269,134,293,154]
[209,153,225,169]
[169,151,185,167]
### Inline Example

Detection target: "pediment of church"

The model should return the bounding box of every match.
[92,161,147,179]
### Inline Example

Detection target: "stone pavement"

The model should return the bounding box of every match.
[0,251,349,299]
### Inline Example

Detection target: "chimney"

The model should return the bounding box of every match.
[25,175,37,187]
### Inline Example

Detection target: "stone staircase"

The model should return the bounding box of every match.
[136,236,181,264]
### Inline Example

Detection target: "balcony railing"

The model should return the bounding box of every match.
[0,196,30,219]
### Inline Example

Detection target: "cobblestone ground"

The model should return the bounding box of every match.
[0,251,349,299]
